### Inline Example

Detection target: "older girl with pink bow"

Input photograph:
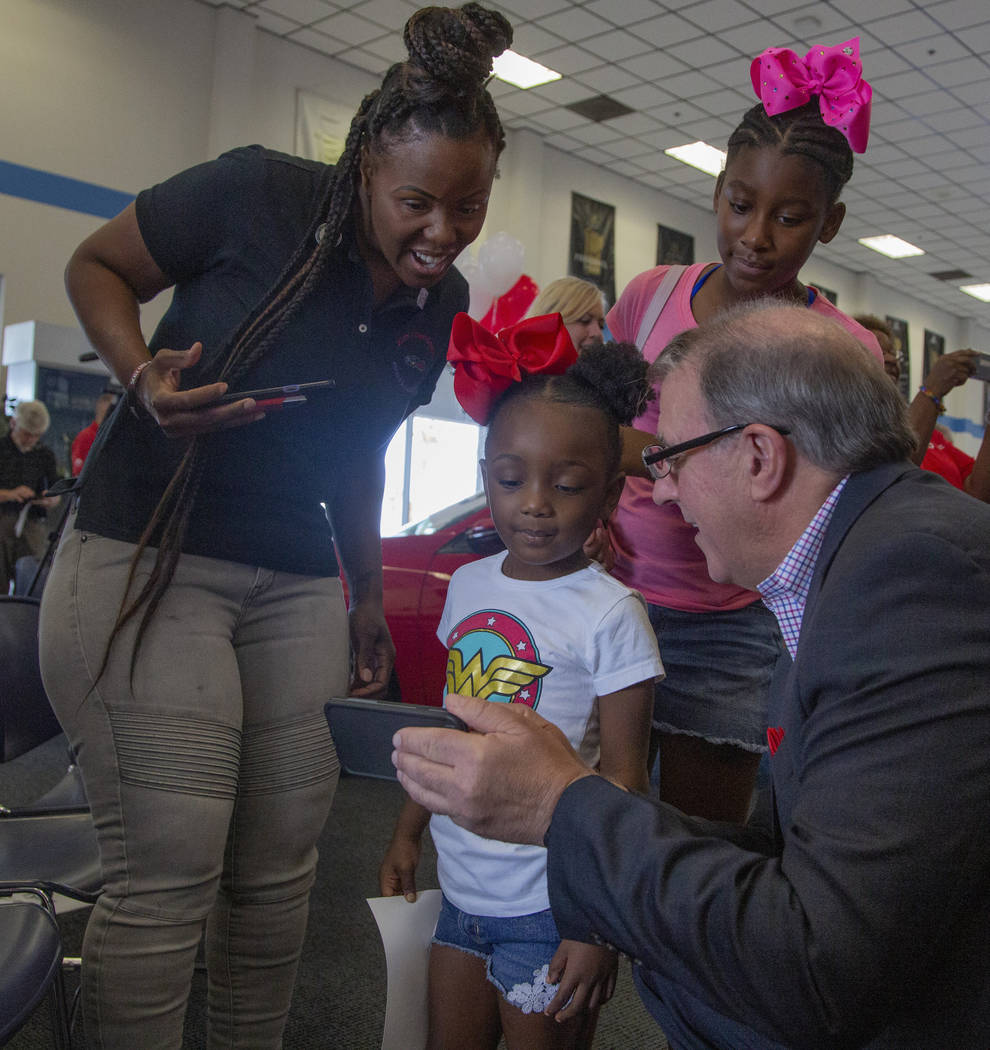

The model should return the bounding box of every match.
[608,39,884,825]
[380,313,664,1050]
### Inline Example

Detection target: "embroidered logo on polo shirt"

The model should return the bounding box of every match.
[393,332,436,392]
[767,726,785,755]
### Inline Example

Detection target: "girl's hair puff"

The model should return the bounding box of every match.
[487,341,652,476]
[727,101,853,205]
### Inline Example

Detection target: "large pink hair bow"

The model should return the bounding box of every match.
[751,37,872,153]
[447,312,577,425]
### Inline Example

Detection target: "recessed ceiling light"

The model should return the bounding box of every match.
[492,50,561,89]
[664,141,726,177]
[857,235,925,259]
[960,283,990,302]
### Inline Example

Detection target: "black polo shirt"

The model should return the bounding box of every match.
[76,147,466,575]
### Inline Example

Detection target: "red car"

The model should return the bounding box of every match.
[379,492,504,706]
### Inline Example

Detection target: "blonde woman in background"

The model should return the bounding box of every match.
[527,277,605,351]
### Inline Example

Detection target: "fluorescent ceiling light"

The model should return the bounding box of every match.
[857,235,925,259]
[664,141,726,177]
[960,283,990,302]
[492,50,561,89]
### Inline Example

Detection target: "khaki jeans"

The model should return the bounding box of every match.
[39,517,348,1049]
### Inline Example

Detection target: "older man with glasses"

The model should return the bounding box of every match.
[393,301,990,1050]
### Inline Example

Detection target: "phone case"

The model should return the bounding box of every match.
[324,698,465,780]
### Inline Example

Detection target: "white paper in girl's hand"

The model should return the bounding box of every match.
[366,890,443,1050]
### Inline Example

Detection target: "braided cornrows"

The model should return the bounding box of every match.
[100,3,512,684]
[727,101,854,205]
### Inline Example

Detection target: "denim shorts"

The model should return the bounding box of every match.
[432,894,562,1013]
[648,599,783,752]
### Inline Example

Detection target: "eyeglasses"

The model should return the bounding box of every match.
[642,424,791,481]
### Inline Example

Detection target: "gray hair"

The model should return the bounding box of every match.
[651,302,916,473]
[13,399,51,435]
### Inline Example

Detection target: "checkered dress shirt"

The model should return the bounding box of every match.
[758,476,849,659]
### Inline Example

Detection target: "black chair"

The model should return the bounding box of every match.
[0,596,63,762]
[0,895,71,1048]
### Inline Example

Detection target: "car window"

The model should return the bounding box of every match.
[397,492,488,536]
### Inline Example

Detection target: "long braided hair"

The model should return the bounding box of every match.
[101,3,512,683]
[727,101,854,204]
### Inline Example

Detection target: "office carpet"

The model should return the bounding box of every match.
[1,737,666,1049]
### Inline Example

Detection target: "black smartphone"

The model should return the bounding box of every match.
[324,697,466,780]
[973,353,990,383]
[218,379,334,404]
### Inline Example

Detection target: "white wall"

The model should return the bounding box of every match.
[2,0,987,452]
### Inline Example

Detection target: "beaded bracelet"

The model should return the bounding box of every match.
[918,385,945,414]
[126,360,153,418]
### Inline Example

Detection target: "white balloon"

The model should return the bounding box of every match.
[478,232,525,298]
[456,257,495,319]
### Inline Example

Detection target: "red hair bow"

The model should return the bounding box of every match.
[447,312,577,425]
[751,37,872,153]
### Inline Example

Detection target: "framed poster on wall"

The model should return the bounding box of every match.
[886,315,911,400]
[569,192,615,303]
[656,225,694,266]
[295,90,353,164]
[923,329,945,383]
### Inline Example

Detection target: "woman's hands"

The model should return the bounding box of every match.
[544,940,618,1022]
[347,598,396,698]
[133,342,267,438]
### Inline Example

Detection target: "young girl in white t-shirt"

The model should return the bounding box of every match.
[380,312,664,1049]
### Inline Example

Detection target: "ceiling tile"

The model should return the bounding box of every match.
[632,12,707,49]
[622,51,691,80]
[532,43,601,76]
[866,9,944,45]
[511,24,566,56]
[584,0,661,23]
[612,82,676,111]
[312,11,384,45]
[287,26,339,55]
[830,0,913,20]
[573,65,641,95]
[680,0,756,33]
[926,0,990,31]
[591,29,655,61]
[537,6,612,39]
[259,0,337,27]
[667,35,739,68]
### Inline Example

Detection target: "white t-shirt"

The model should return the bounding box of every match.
[430,551,664,917]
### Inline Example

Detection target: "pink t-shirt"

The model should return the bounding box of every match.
[606,263,884,612]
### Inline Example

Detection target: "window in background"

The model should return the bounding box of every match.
[381,414,483,536]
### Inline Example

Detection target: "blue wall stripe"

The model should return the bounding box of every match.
[0,159,134,219]
[943,414,986,439]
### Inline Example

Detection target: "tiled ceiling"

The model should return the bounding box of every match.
[196,0,990,322]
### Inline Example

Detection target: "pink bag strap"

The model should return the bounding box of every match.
[633,265,687,350]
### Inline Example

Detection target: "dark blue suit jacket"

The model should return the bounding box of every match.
[547,462,990,1049]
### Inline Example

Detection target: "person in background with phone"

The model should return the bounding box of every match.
[0,399,60,595]
[380,315,664,1050]
[854,315,990,501]
[38,5,511,1047]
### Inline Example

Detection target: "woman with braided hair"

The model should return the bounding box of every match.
[40,5,510,1046]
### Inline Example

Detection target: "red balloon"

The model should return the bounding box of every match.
[479,274,539,333]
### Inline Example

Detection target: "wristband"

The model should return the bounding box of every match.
[918,385,945,414]
[126,360,153,418]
